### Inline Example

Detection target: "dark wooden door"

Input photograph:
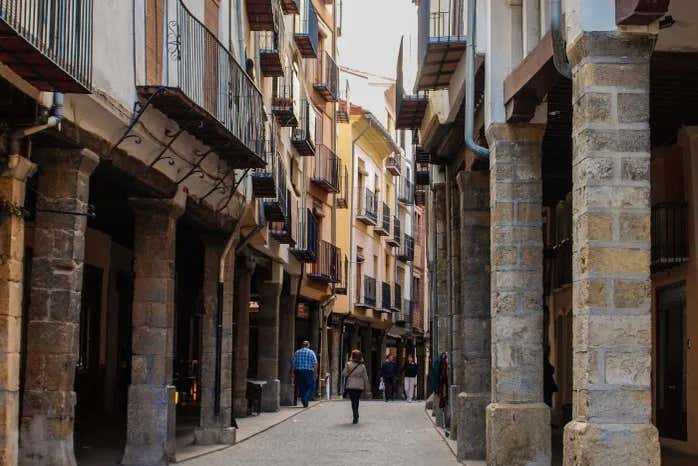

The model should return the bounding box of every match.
[656,283,687,441]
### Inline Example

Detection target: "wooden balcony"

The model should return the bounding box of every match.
[0,0,93,93]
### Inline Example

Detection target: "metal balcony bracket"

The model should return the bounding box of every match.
[201,167,235,201]
[216,168,251,213]
[106,86,167,158]
[35,204,97,220]
[148,118,204,169]
[175,144,229,184]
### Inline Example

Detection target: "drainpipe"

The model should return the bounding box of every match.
[464,0,489,158]
[236,0,246,64]
[10,93,64,153]
[551,0,572,79]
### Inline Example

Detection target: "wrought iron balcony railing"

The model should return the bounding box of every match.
[246,0,276,30]
[395,37,427,129]
[387,216,401,247]
[311,145,340,192]
[392,283,402,311]
[336,80,350,123]
[374,202,390,236]
[252,135,278,198]
[336,164,349,209]
[291,98,316,156]
[381,281,392,311]
[294,0,318,58]
[415,187,426,206]
[0,0,93,92]
[356,275,376,308]
[386,155,401,176]
[334,254,349,295]
[272,67,299,127]
[309,240,340,282]
[356,188,377,225]
[652,202,689,270]
[415,163,430,186]
[256,3,284,77]
[313,51,338,101]
[138,0,265,168]
[290,207,318,262]
[416,0,466,90]
[415,145,431,164]
[269,190,295,244]
[398,178,414,205]
[397,234,414,262]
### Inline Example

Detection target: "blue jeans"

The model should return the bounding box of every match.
[295,369,315,405]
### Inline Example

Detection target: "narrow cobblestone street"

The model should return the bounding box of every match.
[183,401,458,466]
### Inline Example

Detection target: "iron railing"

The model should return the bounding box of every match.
[358,188,377,223]
[381,281,392,310]
[334,254,348,294]
[269,190,295,243]
[293,0,318,57]
[311,145,340,192]
[393,283,402,310]
[398,177,413,204]
[652,202,689,269]
[418,0,465,58]
[380,203,391,232]
[362,275,376,307]
[291,98,316,154]
[314,51,338,100]
[386,155,401,175]
[392,216,401,245]
[290,207,318,262]
[398,234,414,261]
[336,163,349,208]
[0,0,94,91]
[309,239,340,282]
[271,66,299,126]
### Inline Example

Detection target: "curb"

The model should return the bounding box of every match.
[424,407,458,459]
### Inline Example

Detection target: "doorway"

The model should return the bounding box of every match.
[656,282,687,441]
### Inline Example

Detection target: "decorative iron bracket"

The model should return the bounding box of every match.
[147,117,204,169]
[35,204,96,220]
[106,86,167,158]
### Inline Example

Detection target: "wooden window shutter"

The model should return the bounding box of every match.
[145,0,165,84]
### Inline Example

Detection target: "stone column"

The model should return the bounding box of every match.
[449,172,463,441]
[19,148,98,466]
[360,327,373,398]
[278,275,298,405]
[0,155,35,466]
[328,328,340,397]
[563,32,660,466]
[233,254,255,418]
[455,170,491,461]
[195,235,236,445]
[256,276,281,412]
[121,191,185,466]
[433,183,449,355]
[485,123,550,466]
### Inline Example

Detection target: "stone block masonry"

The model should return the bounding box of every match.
[564,31,660,466]
[486,123,551,466]
[19,148,98,466]
[233,254,255,418]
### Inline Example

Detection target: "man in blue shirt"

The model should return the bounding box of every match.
[292,340,317,407]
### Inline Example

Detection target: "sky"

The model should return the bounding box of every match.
[337,0,418,125]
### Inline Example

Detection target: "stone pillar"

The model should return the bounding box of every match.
[256,275,281,412]
[360,327,373,398]
[485,123,550,466]
[233,254,255,418]
[195,235,236,445]
[455,170,491,461]
[19,148,98,466]
[278,275,298,405]
[433,183,449,355]
[0,155,35,466]
[563,32,660,466]
[121,190,184,466]
[328,328,340,397]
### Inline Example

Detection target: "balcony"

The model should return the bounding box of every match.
[313,51,339,101]
[311,145,340,192]
[252,136,278,198]
[334,255,348,295]
[309,240,340,282]
[386,216,400,247]
[381,281,392,311]
[386,155,401,176]
[336,164,349,208]
[256,4,284,78]
[652,202,689,271]
[395,299,412,324]
[415,163,430,186]
[356,188,377,225]
[293,0,319,58]
[137,0,265,168]
[0,0,93,93]
[336,81,350,123]
[246,0,275,30]
[271,68,299,127]
[415,0,466,90]
[415,187,426,206]
[356,275,377,308]
[374,203,390,236]
[391,283,402,312]
[397,234,414,262]
[290,208,318,262]
[415,145,431,164]
[398,178,413,205]
[269,191,295,244]
[395,37,427,129]
[281,0,300,14]
[291,98,316,156]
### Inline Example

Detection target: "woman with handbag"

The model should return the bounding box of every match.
[342,349,370,424]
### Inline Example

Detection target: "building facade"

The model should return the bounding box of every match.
[399,0,698,464]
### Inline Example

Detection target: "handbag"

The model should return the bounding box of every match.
[342,362,362,398]
[378,379,385,391]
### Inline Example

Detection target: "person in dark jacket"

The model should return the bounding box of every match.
[380,354,399,401]
[343,349,370,424]
[402,355,419,402]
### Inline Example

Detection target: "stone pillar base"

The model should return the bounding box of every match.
[449,385,461,441]
[122,385,176,466]
[486,402,551,466]
[280,382,295,406]
[233,398,248,418]
[260,379,280,412]
[563,421,659,466]
[456,392,488,461]
[194,427,236,446]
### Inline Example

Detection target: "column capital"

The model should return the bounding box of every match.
[486,122,546,146]
[32,147,99,176]
[129,187,186,219]
[2,155,36,181]
[567,31,656,68]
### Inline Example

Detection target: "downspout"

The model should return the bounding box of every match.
[465,0,489,158]
[10,93,64,152]
[236,0,246,64]
[551,0,572,79]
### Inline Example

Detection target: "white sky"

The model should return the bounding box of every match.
[337,0,418,125]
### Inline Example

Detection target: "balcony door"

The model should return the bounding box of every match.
[204,0,220,117]
[656,282,687,441]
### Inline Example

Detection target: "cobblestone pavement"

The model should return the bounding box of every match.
[183,400,459,466]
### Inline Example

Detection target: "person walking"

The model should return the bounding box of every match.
[292,340,317,408]
[380,354,399,401]
[342,349,370,424]
[402,355,419,402]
